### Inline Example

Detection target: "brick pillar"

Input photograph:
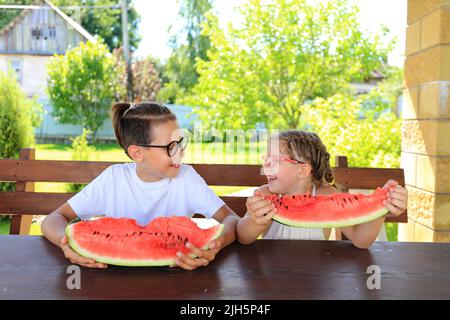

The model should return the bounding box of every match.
[399,0,450,242]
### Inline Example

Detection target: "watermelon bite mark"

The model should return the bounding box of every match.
[65,216,224,267]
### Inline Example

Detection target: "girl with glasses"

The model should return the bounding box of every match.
[237,130,408,249]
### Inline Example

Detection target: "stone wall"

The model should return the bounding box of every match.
[399,0,450,242]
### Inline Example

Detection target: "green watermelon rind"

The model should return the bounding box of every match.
[272,207,389,229]
[65,222,224,267]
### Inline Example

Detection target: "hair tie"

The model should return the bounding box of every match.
[122,102,135,118]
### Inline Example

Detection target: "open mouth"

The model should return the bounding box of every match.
[267,175,277,183]
[170,164,180,168]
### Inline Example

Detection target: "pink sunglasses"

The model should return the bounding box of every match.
[261,155,306,166]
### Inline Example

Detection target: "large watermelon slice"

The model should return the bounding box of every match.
[265,187,389,228]
[65,216,224,267]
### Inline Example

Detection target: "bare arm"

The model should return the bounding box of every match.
[41,203,107,268]
[172,204,240,271]
[211,204,240,249]
[237,195,277,244]
[340,217,386,249]
[237,212,273,245]
[340,180,408,249]
[318,183,383,248]
[237,185,277,244]
[41,202,77,247]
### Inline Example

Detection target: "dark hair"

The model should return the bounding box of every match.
[111,101,177,158]
[277,130,342,190]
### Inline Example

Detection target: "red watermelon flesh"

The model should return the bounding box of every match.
[265,187,389,228]
[65,216,224,267]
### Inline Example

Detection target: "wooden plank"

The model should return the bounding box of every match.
[0,160,267,186]
[0,191,248,217]
[0,159,116,184]
[332,167,405,189]
[335,155,348,168]
[10,148,35,235]
[0,159,405,189]
[0,192,74,215]
[0,191,405,223]
[192,164,266,186]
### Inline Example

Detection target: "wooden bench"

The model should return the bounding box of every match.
[0,148,407,235]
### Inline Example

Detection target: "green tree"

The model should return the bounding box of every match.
[0,69,41,192]
[47,41,125,138]
[304,92,402,168]
[157,0,213,103]
[0,0,141,52]
[54,0,141,52]
[362,66,404,116]
[183,0,394,130]
[0,0,32,29]
[113,48,162,102]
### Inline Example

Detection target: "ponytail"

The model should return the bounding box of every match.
[111,102,131,151]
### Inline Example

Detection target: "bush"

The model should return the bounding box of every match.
[303,93,401,168]
[0,69,41,192]
[47,41,125,139]
[67,129,94,193]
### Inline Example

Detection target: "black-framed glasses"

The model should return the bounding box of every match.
[135,137,188,157]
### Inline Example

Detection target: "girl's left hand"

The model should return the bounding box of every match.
[382,180,408,217]
[170,236,224,271]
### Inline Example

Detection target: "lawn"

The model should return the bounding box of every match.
[1,142,398,241]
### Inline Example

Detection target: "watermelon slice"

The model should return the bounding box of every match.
[265,187,389,228]
[65,216,224,267]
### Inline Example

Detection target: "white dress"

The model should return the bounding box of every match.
[262,184,326,240]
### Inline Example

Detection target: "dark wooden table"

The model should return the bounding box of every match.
[1,235,450,300]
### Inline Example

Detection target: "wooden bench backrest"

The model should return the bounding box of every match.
[0,148,407,234]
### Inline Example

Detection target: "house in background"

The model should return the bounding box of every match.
[0,0,103,142]
[0,0,197,142]
[0,0,94,98]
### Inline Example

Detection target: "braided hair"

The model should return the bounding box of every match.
[278,130,341,190]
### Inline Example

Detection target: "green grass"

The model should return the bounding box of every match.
[385,223,398,242]
[36,142,266,164]
[0,218,10,234]
[0,218,42,236]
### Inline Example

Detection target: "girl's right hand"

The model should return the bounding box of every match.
[246,195,277,225]
[254,184,274,197]
[60,235,108,268]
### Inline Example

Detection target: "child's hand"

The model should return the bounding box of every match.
[382,180,408,217]
[170,237,224,271]
[60,235,108,269]
[246,194,277,225]
[254,184,273,197]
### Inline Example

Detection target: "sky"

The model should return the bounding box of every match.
[133,0,407,67]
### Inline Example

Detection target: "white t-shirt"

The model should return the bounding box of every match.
[67,163,225,226]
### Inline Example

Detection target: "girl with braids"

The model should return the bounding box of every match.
[42,102,240,270]
[237,130,408,249]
